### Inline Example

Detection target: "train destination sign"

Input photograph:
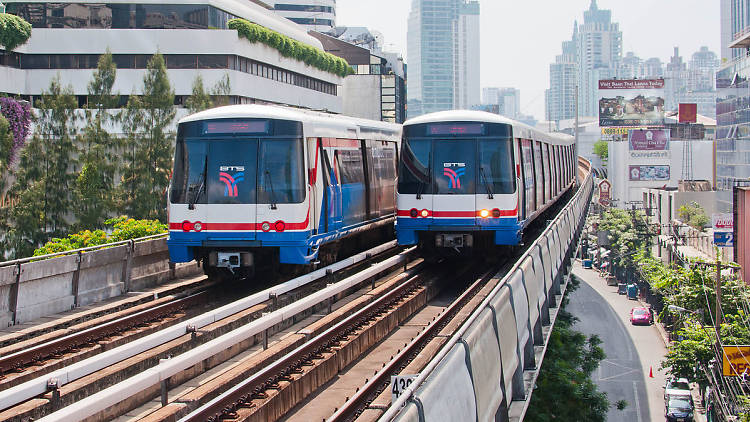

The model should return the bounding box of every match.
[428,123,485,136]
[204,120,270,135]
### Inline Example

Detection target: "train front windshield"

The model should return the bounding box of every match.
[171,137,305,205]
[398,136,515,195]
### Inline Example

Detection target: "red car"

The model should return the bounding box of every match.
[630,307,653,325]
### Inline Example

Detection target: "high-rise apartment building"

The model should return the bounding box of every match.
[407,0,479,119]
[576,0,622,118]
[545,23,578,123]
[721,0,732,62]
[483,87,520,119]
[717,0,750,211]
[273,0,335,32]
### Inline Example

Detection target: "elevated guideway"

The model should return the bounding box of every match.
[371,157,593,422]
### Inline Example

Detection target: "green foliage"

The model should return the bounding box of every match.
[4,75,78,258]
[0,13,32,51]
[599,208,655,270]
[526,276,611,422]
[0,114,12,175]
[228,18,353,77]
[185,73,231,114]
[76,50,121,230]
[593,140,608,160]
[32,216,167,256]
[119,53,175,221]
[678,201,709,230]
[210,73,231,108]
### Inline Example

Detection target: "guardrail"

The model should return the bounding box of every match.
[0,234,201,327]
[382,160,594,422]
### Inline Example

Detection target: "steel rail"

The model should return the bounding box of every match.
[379,163,594,422]
[0,291,208,376]
[0,241,399,413]
[33,244,412,421]
[327,266,498,422]
[179,260,426,422]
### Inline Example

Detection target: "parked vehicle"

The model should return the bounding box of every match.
[618,282,627,294]
[630,307,653,325]
[664,377,691,401]
[627,283,638,300]
[665,395,693,422]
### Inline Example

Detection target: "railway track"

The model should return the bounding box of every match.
[0,242,408,421]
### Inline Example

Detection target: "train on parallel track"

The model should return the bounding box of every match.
[167,105,401,278]
[396,110,576,253]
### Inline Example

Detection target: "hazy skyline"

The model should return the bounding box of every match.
[337,0,721,121]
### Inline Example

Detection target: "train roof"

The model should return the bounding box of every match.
[179,104,402,142]
[404,110,573,146]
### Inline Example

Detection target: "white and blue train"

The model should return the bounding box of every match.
[396,110,576,251]
[167,105,401,278]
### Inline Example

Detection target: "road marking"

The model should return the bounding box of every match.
[633,381,643,422]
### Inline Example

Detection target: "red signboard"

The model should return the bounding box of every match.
[598,179,612,206]
[679,103,697,123]
[628,129,670,151]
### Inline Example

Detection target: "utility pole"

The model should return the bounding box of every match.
[715,260,722,329]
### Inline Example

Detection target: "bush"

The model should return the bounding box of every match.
[227,18,351,77]
[32,216,167,256]
[0,13,32,51]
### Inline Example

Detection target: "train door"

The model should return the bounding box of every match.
[520,139,535,219]
[308,138,321,234]
[433,139,475,224]
[321,139,343,232]
[514,139,525,221]
[533,141,544,210]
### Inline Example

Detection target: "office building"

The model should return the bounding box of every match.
[482,87,520,119]
[407,0,479,118]
[1,0,344,121]
[311,30,406,123]
[545,23,578,123]
[273,0,336,32]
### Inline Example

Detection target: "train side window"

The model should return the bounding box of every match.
[478,139,515,194]
[398,138,432,194]
[533,141,544,210]
[336,147,365,184]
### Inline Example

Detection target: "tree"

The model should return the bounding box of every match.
[185,75,213,114]
[593,140,608,161]
[0,13,32,51]
[76,50,120,230]
[120,53,175,221]
[677,201,709,231]
[599,208,654,270]
[210,73,231,107]
[526,278,610,422]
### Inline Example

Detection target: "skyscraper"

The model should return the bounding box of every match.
[576,0,622,118]
[546,23,578,123]
[274,0,336,32]
[407,0,480,118]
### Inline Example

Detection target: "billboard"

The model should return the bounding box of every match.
[598,79,665,127]
[679,103,697,123]
[629,165,670,181]
[723,345,750,376]
[628,129,670,151]
[713,213,734,230]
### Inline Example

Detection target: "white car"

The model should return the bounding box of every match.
[664,377,691,402]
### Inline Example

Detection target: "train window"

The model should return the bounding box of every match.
[542,143,550,203]
[257,139,305,204]
[533,141,544,209]
[520,139,535,215]
[171,139,207,204]
[434,140,476,195]
[206,140,258,205]
[336,148,366,184]
[367,142,397,217]
[398,138,432,194]
[478,139,515,194]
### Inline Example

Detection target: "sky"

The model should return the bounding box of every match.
[336,0,721,121]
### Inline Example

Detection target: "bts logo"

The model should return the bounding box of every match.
[443,163,466,189]
[219,171,245,197]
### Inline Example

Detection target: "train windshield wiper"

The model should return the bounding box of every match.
[264,170,278,210]
[416,167,429,199]
[188,156,207,210]
[480,167,494,199]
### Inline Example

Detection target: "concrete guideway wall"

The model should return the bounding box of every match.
[0,236,201,327]
[383,162,594,422]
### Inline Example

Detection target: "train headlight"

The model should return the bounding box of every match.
[274,220,286,232]
[420,209,430,218]
[492,208,501,218]
[479,209,490,218]
[193,221,203,232]
[261,222,271,232]
[181,221,193,232]
[410,208,418,218]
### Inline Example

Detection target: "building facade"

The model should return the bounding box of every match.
[482,87,520,119]
[407,0,479,119]
[273,0,335,32]
[311,30,406,123]
[545,24,578,123]
[1,0,344,122]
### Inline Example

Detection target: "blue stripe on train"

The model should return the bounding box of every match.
[396,217,522,246]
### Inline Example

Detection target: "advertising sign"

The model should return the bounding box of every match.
[598,179,612,206]
[628,129,670,151]
[598,79,666,127]
[714,232,735,247]
[713,213,734,230]
[722,345,750,376]
[629,165,670,181]
[679,103,697,123]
